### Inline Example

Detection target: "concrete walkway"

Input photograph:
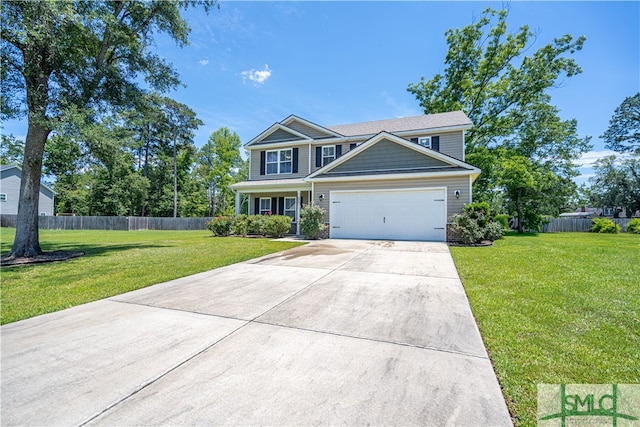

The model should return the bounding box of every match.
[1,239,512,426]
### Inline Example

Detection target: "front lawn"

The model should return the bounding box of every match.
[450,232,640,427]
[1,228,303,325]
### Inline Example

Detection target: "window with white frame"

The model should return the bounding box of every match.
[0,193,6,202]
[284,197,296,219]
[322,146,335,166]
[266,149,293,174]
[417,136,431,148]
[259,197,272,215]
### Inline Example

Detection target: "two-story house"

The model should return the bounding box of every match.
[231,111,480,241]
[1,165,55,216]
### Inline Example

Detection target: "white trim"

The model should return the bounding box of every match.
[309,169,480,183]
[417,136,432,148]
[469,175,473,203]
[308,144,312,176]
[259,197,272,215]
[281,115,344,138]
[330,186,446,195]
[322,145,336,166]
[265,148,293,175]
[245,123,311,147]
[462,129,466,161]
[284,196,296,219]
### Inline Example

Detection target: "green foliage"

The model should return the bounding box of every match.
[196,128,244,216]
[585,155,640,219]
[0,134,24,165]
[601,93,640,154]
[626,218,640,234]
[591,217,621,234]
[407,7,590,227]
[247,215,266,235]
[449,204,504,244]
[494,214,510,230]
[231,214,249,236]
[300,203,326,240]
[262,215,293,238]
[207,216,234,237]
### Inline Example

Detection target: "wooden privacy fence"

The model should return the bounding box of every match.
[0,214,213,231]
[542,217,633,233]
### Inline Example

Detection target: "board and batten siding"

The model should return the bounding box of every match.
[249,145,310,180]
[326,138,450,174]
[313,175,470,224]
[257,128,301,144]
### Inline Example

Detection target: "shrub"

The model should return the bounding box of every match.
[262,215,292,238]
[494,214,510,230]
[207,215,233,236]
[627,218,640,234]
[232,214,249,236]
[591,217,620,234]
[449,203,505,244]
[300,203,326,239]
[247,215,266,235]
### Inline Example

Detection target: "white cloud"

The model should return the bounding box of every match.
[198,59,209,66]
[241,64,272,86]
[574,150,632,168]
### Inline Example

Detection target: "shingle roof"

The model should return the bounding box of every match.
[326,111,472,136]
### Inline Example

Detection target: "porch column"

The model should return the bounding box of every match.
[296,190,301,235]
[235,191,241,215]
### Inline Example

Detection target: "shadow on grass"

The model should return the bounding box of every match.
[1,242,170,265]
[504,231,540,238]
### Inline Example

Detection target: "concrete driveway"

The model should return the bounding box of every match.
[1,239,512,426]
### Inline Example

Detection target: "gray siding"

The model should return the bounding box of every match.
[326,139,450,174]
[258,128,302,144]
[0,168,54,216]
[249,145,310,180]
[286,121,333,139]
[438,131,465,160]
[311,143,352,173]
[313,176,471,224]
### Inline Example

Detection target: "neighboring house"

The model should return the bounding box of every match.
[231,111,480,241]
[0,165,55,216]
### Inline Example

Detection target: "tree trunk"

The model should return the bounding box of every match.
[172,127,178,218]
[516,188,524,234]
[9,121,51,257]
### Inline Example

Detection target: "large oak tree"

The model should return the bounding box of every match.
[1,0,214,258]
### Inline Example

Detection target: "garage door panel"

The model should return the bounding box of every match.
[330,188,446,241]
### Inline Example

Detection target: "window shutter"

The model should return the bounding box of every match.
[315,147,322,167]
[336,144,342,158]
[271,197,277,214]
[254,197,259,215]
[431,136,440,151]
[292,148,299,173]
[278,197,285,215]
[410,137,418,144]
[260,151,266,175]
[350,143,356,150]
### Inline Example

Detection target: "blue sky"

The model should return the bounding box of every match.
[3,1,639,184]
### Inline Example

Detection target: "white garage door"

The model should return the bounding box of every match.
[329,188,446,241]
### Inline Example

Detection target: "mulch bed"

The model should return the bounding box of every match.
[0,251,85,267]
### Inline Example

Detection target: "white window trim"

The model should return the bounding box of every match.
[259,197,272,215]
[266,149,293,175]
[0,193,6,202]
[322,146,335,166]
[417,136,432,148]
[284,197,296,219]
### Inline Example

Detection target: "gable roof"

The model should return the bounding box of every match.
[245,123,312,146]
[0,164,56,194]
[326,111,472,137]
[280,115,343,139]
[306,132,480,181]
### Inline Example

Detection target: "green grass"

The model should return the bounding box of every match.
[1,228,304,325]
[450,232,640,427]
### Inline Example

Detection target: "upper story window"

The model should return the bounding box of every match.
[418,137,431,148]
[266,149,292,174]
[411,135,440,151]
[322,146,335,165]
[0,193,6,202]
